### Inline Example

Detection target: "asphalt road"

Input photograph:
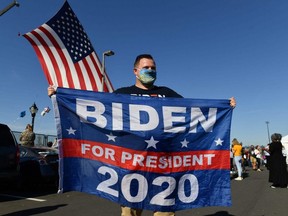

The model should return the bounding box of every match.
[1,167,287,216]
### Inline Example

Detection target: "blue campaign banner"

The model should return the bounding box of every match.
[52,87,233,212]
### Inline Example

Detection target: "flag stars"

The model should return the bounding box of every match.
[44,3,93,62]
[66,127,76,135]
[106,133,117,142]
[215,138,224,146]
[181,138,189,148]
[145,136,159,149]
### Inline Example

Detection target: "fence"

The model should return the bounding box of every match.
[13,131,57,147]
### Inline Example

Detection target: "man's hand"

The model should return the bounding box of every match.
[230,97,236,108]
[48,85,56,97]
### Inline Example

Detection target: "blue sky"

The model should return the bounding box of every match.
[1,0,287,146]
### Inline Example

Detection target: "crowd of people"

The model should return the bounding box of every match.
[230,134,288,188]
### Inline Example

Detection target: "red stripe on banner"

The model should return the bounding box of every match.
[30,30,64,87]
[39,26,75,89]
[61,139,230,173]
[23,34,53,85]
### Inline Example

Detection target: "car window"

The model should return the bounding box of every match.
[0,128,16,147]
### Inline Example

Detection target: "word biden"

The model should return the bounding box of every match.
[76,99,217,133]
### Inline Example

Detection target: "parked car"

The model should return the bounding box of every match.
[0,123,20,184]
[19,145,59,188]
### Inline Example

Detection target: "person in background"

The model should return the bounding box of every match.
[263,144,270,170]
[47,141,53,147]
[245,147,252,168]
[52,138,58,148]
[241,146,248,173]
[48,54,237,216]
[268,133,288,188]
[249,145,257,170]
[232,138,243,181]
[19,124,35,147]
[254,145,262,171]
[282,145,287,162]
[230,145,235,174]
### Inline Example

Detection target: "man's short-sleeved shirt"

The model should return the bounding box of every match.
[114,85,183,98]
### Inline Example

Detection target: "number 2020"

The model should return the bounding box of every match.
[96,166,199,206]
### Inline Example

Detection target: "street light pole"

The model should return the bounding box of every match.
[265,121,270,143]
[0,0,20,16]
[101,50,115,92]
[30,103,38,132]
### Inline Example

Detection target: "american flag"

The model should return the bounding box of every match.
[23,1,114,92]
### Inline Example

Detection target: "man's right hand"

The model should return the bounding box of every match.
[48,85,56,97]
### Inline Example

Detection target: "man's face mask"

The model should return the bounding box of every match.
[137,68,157,85]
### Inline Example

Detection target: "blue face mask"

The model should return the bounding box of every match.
[137,68,157,85]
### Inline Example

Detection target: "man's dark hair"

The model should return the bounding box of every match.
[134,54,155,68]
[271,133,282,142]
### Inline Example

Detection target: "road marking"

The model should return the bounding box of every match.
[0,194,46,202]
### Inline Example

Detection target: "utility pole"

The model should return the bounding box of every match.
[265,121,270,143]
[0,1,20,16]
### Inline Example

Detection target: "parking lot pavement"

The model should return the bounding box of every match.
[0,167,288,216]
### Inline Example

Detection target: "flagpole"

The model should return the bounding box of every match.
[101,50,115,92]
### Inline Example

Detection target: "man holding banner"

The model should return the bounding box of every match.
[48,54,236,216]
[114,54,182,216]
[114,54,236,216]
